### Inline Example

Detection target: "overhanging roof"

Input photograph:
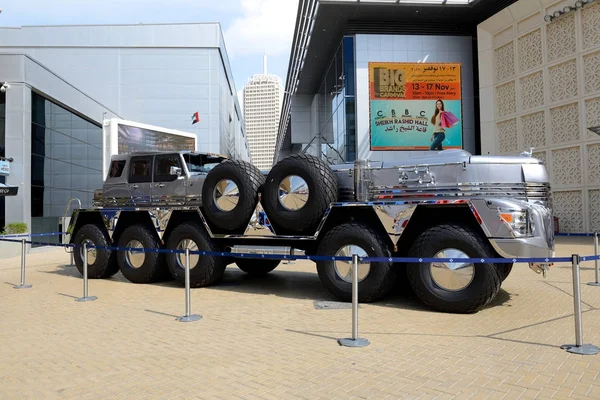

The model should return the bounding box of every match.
[275,0,518,158]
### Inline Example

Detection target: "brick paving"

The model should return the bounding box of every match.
[1,237,600,399]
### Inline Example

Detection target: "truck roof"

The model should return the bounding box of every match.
[113,150,229,159]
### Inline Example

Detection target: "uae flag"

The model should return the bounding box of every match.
[191,111,200,125]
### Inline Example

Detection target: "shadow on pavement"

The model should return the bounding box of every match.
[43,263,513,313]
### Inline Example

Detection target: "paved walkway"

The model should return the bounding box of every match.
[1,237,600,399]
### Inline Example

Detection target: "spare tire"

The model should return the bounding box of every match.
[262,154,338,235]
[202,160,264,233]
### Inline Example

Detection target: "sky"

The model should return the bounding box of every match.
[0,0,299,105]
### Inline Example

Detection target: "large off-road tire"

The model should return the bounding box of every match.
[406,224,501,314]
[235,258,280,276]
[262,154,338,235]
[165,221,227,287]
[202,160,264,233]
[316,222,397,303]
[497,263,513,282]
[73,223,119,279]
[116,224,167,284]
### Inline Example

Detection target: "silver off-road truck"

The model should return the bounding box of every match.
[65,149,554,313]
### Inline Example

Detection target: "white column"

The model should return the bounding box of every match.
[4,83,32,231]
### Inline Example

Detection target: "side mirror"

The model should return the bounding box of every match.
[170,166,182,177]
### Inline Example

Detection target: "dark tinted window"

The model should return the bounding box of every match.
[109,160,126,178]
[129,157,152,183]
[154,154,181,182]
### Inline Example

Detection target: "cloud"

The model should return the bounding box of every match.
[224,0,299,58]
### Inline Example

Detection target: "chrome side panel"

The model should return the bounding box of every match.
[373,204,417,245]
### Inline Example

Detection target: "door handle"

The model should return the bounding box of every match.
[156,183,165,188]
[131,184,139,189]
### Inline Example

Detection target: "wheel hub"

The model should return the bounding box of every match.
[430,248,475,291]
[278,175,309,211]
[334,245,370,283]
[214,179,239,212]
[125,240,145,268]
[177,239,199,269]
[80,239,97,265]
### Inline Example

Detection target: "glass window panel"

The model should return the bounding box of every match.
[343,36,355,97]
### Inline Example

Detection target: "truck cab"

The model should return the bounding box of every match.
[98,151,228,207]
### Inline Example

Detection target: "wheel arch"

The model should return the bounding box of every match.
[112,211,160,245]
[315,206,394,251]
[69,211,110,244]
[396,204,494,256]
[162,210,206,244]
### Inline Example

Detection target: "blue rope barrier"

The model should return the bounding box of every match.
[0,236,594,264]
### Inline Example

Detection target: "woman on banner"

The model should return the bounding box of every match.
[429,99,459,151]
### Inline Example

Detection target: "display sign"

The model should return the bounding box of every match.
[369,62,463,151]
[0,160,9,176]
[0,184,18,196]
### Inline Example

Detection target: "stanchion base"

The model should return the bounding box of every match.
[338,338,370,347]
[13,284,32,289]
[560,344,600,355]
[76,296,97,302]
[587,282,600,287]
[177,314,202,322]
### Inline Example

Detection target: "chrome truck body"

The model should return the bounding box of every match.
[65,149,554,314]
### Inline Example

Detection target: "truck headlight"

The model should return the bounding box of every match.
[499,209,533,237]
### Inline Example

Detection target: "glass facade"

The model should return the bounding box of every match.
[117,124,195,154]
[0,91,5,230]
[316,36,356,164]
[31,92,103,244]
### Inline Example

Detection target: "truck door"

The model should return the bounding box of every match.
[152,153,187,206]
[128,155,154,206]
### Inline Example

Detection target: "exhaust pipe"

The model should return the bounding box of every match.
[227,245,305,258]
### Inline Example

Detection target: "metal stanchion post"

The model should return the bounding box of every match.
[76,242,97,302]
[14,238,32,289]
[588,232,600,287]
[561,254,600,355]
[338,254,370,347]
[177,248,202,322]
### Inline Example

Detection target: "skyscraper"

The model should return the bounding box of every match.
[242,55,284,170]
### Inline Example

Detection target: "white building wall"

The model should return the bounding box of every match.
[0,24,250,161]
[478,0,600,233]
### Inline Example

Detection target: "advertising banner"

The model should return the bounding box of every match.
[0,160,9,176]
[369,62,463,151]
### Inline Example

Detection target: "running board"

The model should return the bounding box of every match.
[227,245,306,258]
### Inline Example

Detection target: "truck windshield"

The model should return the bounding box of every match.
[183,153,225,173]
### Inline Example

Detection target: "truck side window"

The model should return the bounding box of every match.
[154,154,182,182]
[129,156,153,183]
[108,160,126,178]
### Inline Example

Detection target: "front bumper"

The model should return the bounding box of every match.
[489,237,554,259]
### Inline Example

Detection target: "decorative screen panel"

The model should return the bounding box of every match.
[552,147,582,186]
[587,144,600,185]
[548,59,578,103]
[519,71,544,111]
[497,118,518,154]
[586,97,600,139]
[554,190,584,233]
[582,2,600,50]
[584,51,600,95]
[589,189,600,233]
[518,29,543,73]
[521,111,546,148]
[496,81,516,118]
[495,42,515,82]
[550,103,580,144]
[546,13,577,63]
